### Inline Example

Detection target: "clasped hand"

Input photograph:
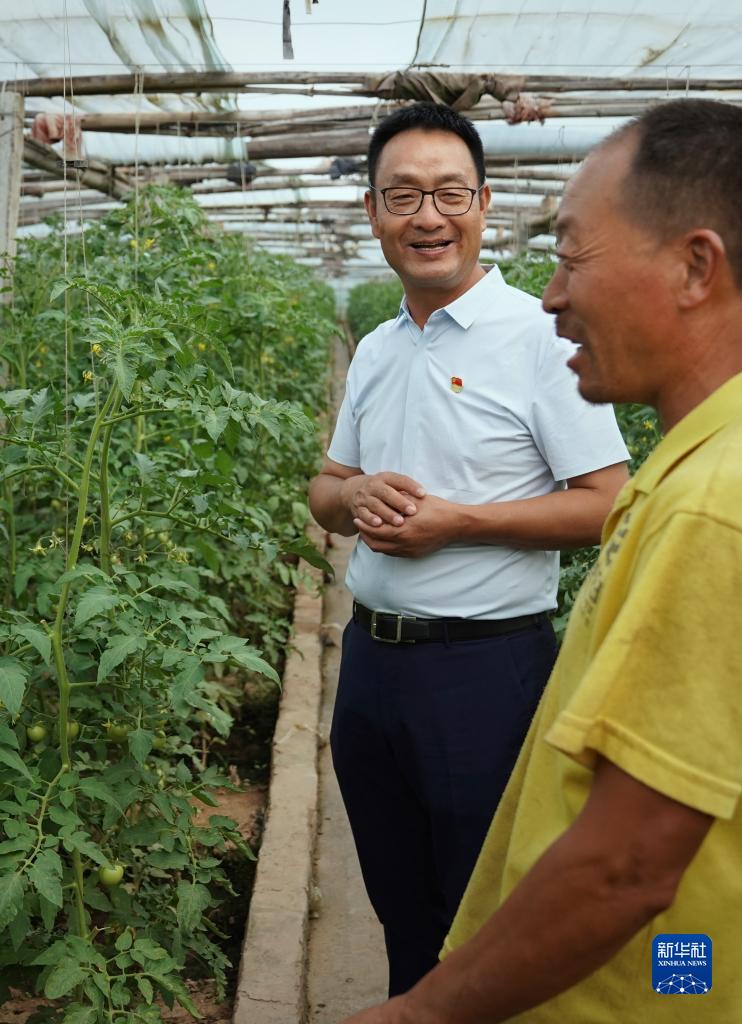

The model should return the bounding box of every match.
[343,471,457,558]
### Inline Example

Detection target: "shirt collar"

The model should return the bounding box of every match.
[398,264,504,330]
[611,372,742,518]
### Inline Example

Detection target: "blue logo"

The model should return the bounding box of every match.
[652,934,712,994]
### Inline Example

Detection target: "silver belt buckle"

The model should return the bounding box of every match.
[370,611,415,643]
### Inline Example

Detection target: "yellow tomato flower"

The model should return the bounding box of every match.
[91,343,103,356]
[207,261,216,271]
[83,370,94,382]
[143,238,155,251]
[197,341,207,352]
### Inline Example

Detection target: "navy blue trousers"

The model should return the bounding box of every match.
[330,615,557,997]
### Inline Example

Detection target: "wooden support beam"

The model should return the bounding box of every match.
[22,101,400,136]
[22,138,133,201]
[0,92,24,296]
[7,69,742,100]
[247,129,370,161]
[8,70,365,98]
[0,93,25,300]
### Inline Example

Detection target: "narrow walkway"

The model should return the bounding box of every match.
[306,338,387,1021]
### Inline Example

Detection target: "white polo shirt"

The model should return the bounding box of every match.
[328,266,629,619]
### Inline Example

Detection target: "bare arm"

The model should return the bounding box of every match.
[308,457,426,537]
[354,462,629,558]
[457,461,629,549]
[342,758,713,1024]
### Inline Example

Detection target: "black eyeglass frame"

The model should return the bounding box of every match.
[368,185,484,216]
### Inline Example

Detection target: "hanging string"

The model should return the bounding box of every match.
[133,67,144,282]
[62,0,73,556]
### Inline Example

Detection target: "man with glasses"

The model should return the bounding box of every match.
[308,103,629,996]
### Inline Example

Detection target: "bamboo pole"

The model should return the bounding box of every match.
[9,69,742,100]
[22,101,400,135]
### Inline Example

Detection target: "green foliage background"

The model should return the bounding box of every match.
[0,187,335,1020]
[345,255,661,637]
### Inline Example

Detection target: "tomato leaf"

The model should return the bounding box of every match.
[12,625,51,666]
[0,747,32,781]
[176,880,211,933]
[74,586,122,628]
[28,850,63,908]
[97,634,146,683]
[61,1005,97,1024]
[151,971,202,1017]
[0,657,28,717]
[128,728,152,765]
[0,873,24,930]
[44,962,87,999]
[137,977,154,1003]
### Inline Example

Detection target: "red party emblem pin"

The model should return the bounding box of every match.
[450,376,463,393]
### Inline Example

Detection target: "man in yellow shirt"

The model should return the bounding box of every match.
[340,97,742,1023]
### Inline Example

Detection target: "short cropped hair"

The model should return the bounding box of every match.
[367,103,486,186]
[613,99,742,287]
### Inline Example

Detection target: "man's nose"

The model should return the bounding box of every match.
[410,193,447,228]
[542,264,567,314]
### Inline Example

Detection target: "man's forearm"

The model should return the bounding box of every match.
[396,824,663,1024]
[308,473,358,536]
[457,486,612,550]
[384,758,711,1024]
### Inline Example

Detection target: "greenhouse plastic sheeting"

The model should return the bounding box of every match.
[414,0,742,77]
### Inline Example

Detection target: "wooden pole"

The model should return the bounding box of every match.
[0,93,24,302]
[7,68,742,99]
[21,138,133,201]
[247,129,370,160]
[22,101,400,135]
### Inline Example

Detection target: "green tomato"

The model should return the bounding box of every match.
[151,730,167,750]
[27,723,47,743]
[105,722,130,743]
[67,721,80,740]
[98,864,124,888]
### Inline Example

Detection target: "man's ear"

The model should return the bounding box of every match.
[678,229,727,309]
[364,190,381,239]
[478,183,491,232]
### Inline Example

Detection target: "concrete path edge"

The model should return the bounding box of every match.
[232,525,325,1024]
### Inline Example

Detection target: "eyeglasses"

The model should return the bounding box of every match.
[369,185,483,216]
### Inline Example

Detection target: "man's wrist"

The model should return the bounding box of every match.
[454,500,498,544]
[338,474,360,515]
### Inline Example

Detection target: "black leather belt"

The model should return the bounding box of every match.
[353,601,546,644]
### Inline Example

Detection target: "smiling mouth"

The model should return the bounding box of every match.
[409,240,453,251]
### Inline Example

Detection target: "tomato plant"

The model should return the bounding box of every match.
[0,187,335,1020]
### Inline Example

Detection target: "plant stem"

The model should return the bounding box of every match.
[99,392,123,576]
[110,507,230,540]
[50,383,117,942]
[4,480,16,607]
[100,407,164,428]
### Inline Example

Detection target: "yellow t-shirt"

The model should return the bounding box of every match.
[443,373,742,1022]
